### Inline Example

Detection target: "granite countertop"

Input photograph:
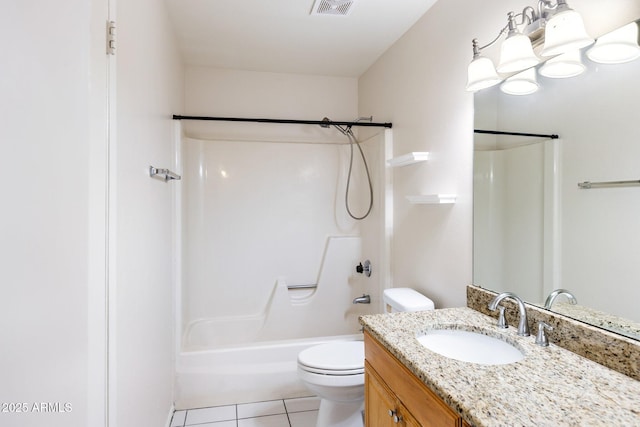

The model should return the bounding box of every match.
[551,302,640,341]
[360,307,640,427]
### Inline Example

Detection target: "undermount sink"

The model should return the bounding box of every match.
[416,329,524,365]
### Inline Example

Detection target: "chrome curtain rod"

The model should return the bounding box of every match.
[172,115,393,128]
[474,129,559,139]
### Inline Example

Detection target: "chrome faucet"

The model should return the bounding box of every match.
[353,294,371,304]
[544,289,577,309]
[488,292,530,336]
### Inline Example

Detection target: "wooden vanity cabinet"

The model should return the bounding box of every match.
[364,331,470,427]
[365,361,421,426]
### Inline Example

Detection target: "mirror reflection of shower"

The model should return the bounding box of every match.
[322,116,374,220]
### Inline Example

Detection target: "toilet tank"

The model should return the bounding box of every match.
[383,288,435,312]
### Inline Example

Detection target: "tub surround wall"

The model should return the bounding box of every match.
[183,236,371,349]
[179,68,386,352]
[467,285,640,380]
[178,134,383,346]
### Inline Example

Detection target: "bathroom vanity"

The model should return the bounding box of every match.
[365,331,469,426]
[360,307,640,426]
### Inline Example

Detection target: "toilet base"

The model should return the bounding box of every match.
[316,399,364,427]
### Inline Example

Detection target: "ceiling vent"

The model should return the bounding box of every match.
[311,0,356,16]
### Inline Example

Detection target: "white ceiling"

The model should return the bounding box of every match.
[164,0,439,77]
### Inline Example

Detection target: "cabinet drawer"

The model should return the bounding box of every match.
[365,332,462,427]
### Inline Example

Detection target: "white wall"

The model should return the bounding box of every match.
[1,0,185,424]
[0,1,100,426]
[183,67,358,143]
[115,0,184,425]
[358,0,478,308]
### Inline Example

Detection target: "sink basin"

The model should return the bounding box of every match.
[416,329,524,365]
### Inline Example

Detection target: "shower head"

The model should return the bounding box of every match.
[320,117,349,136]
[319,116,373,129]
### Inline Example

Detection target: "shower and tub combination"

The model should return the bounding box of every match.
[171,116,393,409]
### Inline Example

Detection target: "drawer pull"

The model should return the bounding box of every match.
[388,409,402,423]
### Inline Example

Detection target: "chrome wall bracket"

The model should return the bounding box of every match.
[149,166,181,182]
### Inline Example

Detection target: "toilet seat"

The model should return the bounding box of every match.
[297,341,364,376]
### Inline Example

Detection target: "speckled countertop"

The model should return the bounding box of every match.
[360,307,640,427]
[552,302,640,341]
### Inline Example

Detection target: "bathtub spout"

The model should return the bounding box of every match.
[353,294,371,304]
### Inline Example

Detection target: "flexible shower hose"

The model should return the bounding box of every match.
[344,128,373,220]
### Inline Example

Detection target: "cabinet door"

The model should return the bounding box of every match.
[397,403,421,427]
[365,362,420,427]
[365,364,396,427]
[365,332,464,427]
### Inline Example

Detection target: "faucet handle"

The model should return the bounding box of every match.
[496,306,508,329]
[536,321,553,347]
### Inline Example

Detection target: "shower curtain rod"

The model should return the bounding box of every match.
[173,115,393,128]
[475,129,559,139]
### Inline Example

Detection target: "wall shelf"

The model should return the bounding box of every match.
[406,194,457,204]
[387,152,429,167]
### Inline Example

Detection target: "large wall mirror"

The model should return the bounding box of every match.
[473,18,640,340]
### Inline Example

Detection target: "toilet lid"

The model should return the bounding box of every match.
[298,341,364,374]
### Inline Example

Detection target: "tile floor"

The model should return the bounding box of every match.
[170,396,320,427]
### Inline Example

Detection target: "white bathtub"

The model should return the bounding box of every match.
[174,334,363,410]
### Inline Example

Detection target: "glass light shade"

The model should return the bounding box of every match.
[541,8,594,57]
[500,68,539,95]
[497,33,540,73]
[539,50,585,78]
[466,56,502,92]
[586,22,640,64]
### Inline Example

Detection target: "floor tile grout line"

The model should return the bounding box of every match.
[178,396,320,425]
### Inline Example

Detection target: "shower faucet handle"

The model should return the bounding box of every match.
[355,260,372,277]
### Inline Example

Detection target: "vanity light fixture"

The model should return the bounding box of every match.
[466,39,502,91]
[540,0,594,57]
[500,68,539,95]
[539,50,585,78]
[496,12,540,73]
[466,0,592,93]
[586,22,640,64]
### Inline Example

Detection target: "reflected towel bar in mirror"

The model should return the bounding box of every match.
[474,129,559,139]
[578,179,640,189]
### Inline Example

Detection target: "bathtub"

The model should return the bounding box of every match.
[174,333,363,409]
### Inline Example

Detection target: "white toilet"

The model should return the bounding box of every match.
[383,287,435,313]
[297,288,434,427]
